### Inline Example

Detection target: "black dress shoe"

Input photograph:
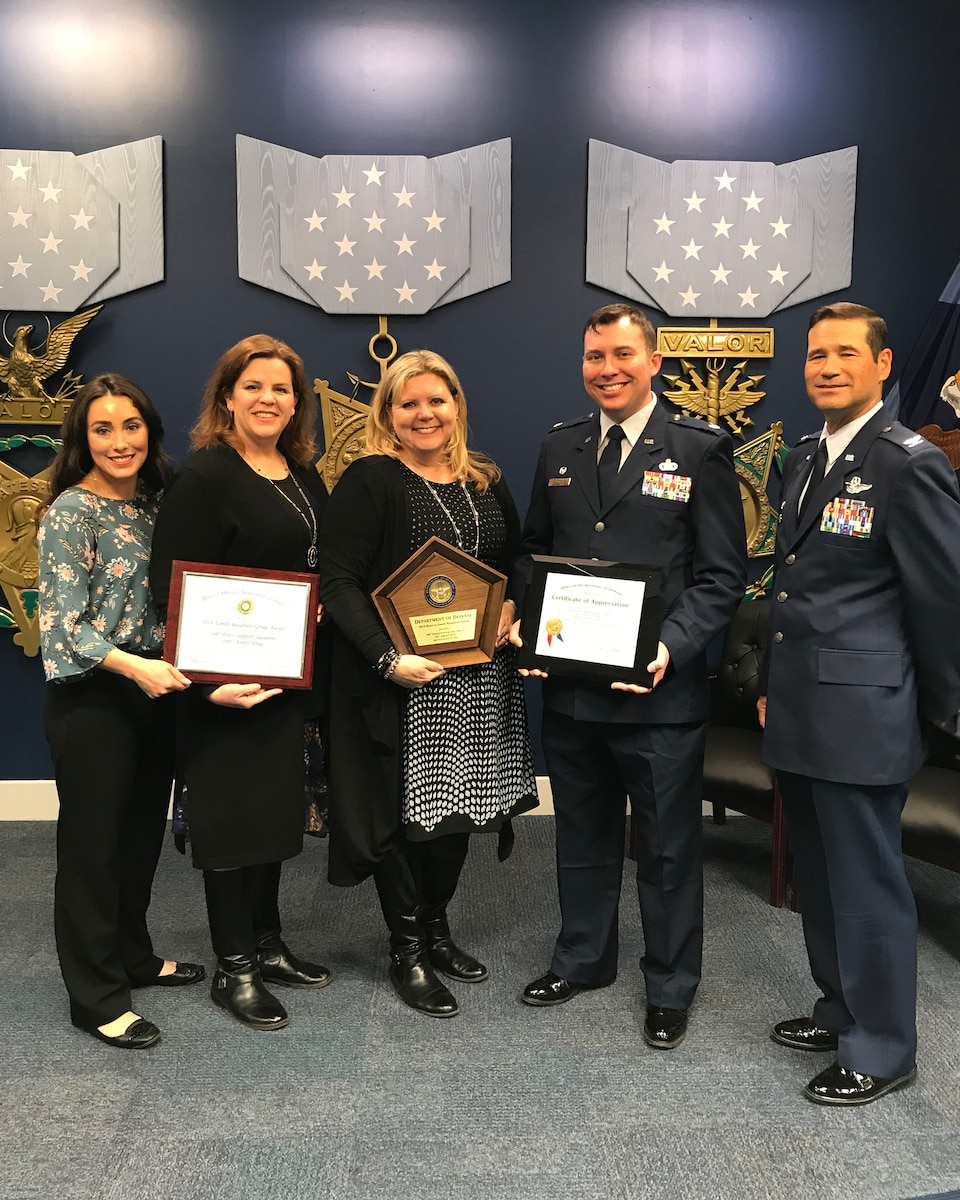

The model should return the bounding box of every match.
[771,1016,838,1052]
[258,939,332,990]
[75,1017,161,1050]
[521,971,586,1007]
[643,1006,688,1049]
[804,1061,917,1106]
[135,961,206,988]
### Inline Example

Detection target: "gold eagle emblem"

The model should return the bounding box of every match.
[0,306,101,401]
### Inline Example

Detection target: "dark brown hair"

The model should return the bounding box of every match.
[49,373,173,501]
[582,303,657,354]
[190,334,317,465]
[809,303,888,361]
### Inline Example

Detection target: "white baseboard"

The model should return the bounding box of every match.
[0,779,60,820]
[0,776,559,821]
[0,777,714,821]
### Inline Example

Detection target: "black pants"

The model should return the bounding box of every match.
[44,671,176,1027]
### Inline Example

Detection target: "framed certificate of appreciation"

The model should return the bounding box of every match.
[517,556,665,685]
[162,561,319,689]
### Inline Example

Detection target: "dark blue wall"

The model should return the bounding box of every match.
[3,0,959,778]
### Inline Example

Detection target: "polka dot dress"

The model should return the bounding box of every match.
[400,465,537,836]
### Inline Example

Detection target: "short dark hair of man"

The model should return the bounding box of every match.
[583,303,657,354]
[809,302,888,361]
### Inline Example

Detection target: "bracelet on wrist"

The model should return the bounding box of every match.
[375,647,400,678]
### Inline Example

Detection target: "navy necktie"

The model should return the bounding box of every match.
[598,424,626,507]
[798,440,829,521]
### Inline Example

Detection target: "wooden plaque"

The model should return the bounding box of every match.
[372,536,506,668]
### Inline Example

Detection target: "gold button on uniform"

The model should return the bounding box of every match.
[785,553,796,565]
[774,632,784,643]
[595,521,605,532]
[777,591,788,602]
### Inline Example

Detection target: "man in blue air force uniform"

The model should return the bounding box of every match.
[511,304,747,1047]
[760,302,960,1106]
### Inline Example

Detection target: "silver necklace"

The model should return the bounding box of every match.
[264,472,319,568]
[420,476,480,556]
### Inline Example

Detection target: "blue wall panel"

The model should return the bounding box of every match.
[2,0,959,778]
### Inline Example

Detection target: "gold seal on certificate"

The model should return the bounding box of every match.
[372,536,506,668]
[518,556,665,685]
[162,560,319,689]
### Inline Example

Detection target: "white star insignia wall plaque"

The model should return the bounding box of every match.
[0,139,164,311]
[586,141,857,319]
[237,136,510,315]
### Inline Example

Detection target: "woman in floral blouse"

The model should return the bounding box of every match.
[38,374,202,1050]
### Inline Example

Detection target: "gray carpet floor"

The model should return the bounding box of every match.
[1,816,959,1200]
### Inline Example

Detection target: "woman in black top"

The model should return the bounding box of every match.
[320,350,536,1018]
[151,335,331,1031]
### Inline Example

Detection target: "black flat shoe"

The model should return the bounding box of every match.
[771,1016,837,1052]
[258,940,332,990]
[75,1017,161,1050]
[804,1062,917,1106]
[135,961,206,988]
[521,971,589,1007]
[643,1006,688,1049]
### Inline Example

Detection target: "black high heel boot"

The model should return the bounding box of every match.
[418,834,488,983]
[373,860,458,1018]
[250,862,332,989]
[204,869,289,1030]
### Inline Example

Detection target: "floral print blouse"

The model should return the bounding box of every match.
[37,486,165,681]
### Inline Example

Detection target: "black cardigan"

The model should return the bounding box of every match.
[318,454,521,886]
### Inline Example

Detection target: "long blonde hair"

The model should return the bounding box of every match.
[364,349,500,491]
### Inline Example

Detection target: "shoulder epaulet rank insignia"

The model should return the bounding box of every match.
[671,413,723,436]
[548,412,593,433]
[877,425,928,454]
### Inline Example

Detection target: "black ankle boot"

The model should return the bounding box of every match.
[389,936,459,1018]
[373,858,459,1017]
[210,955,289,1030]
[422,913,488,982]
[257,934,332,990]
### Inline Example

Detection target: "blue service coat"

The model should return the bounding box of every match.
[762,410,960,785]
[515,402,748,723]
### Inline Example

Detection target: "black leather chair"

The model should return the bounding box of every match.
[631,595,960,907]
[627,597,793,906]
[903,723,960,873]
[701,597,794,908]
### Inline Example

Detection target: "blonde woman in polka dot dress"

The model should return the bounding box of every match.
[320,350,537,1018]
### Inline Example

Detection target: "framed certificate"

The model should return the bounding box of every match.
[517,556,665,685]
[373,536,506,668]
[163,560,319,689]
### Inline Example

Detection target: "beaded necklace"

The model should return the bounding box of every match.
[263,472,319,568]
[419,476,480,557]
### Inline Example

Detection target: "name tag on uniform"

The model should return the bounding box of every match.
[820,497,875,539]
[548,477,572,486]
[643,470,692,503]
